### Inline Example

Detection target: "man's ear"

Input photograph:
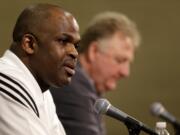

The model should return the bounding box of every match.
[21,34,37,54]
[87,41,99,62]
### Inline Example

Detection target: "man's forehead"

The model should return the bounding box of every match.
[39,8,80,40]
[47,10,79,31]
[72,17,79,32]
[63,11,80,32]
[60,13,80,40]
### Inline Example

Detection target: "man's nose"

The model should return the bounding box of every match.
[119,64,130,78]
[68,44,78,59]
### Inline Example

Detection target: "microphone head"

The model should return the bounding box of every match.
[94,98,111,114]
[150,102,166,116]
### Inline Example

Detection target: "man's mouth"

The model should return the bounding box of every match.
[63,63,76,76]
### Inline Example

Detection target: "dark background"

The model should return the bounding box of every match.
[1,0,180,134]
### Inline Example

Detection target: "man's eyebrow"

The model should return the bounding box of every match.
[61,33,80,43]
[60,33,73,40]
[60,33,71,38]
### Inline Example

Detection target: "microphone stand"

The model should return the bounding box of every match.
[125,120,141,135]
[173,125,180,135]
[175,130,180,135]
[174,123,180,135]
[124,117,158,135]
[104,105,158,135]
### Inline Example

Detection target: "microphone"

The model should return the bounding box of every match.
[94,98,158,135]
[150,102,180,130]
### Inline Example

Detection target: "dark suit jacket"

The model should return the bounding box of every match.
[50,62,106,135]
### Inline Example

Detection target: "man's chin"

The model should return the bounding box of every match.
[62,77,72,85]
[106,83,116,91]
[52,77,72,88]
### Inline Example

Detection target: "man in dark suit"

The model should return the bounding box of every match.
[50,11,141,135]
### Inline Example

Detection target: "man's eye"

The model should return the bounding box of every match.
[115,58,126,63]
[74,43,79,49]
[58,38,69,44]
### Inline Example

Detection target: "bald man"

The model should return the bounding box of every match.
[0,3,80,135]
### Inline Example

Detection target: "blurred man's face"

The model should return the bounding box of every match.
[90,32,135,94]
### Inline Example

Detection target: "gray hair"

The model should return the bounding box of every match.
[78,11,141,53]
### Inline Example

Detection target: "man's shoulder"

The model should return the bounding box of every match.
[0,67,27,85]
[0,70,40,117]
